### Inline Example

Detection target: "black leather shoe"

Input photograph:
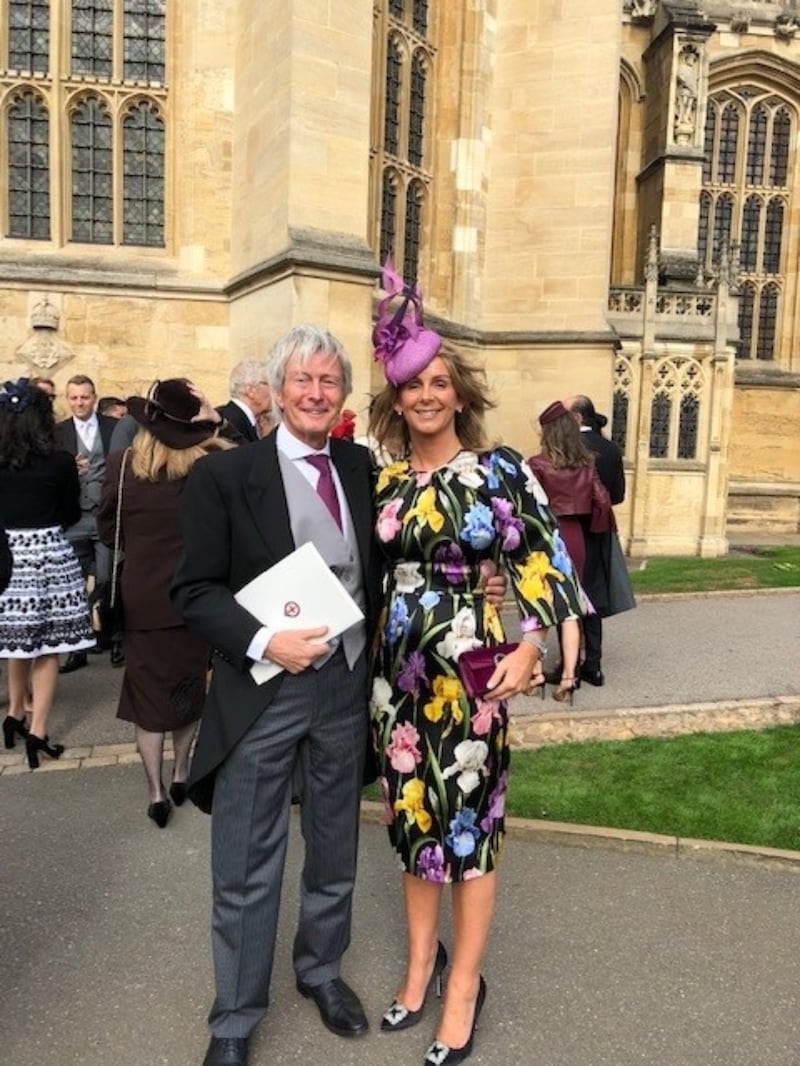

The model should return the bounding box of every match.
[296,976,368,1038]
[579,664,605,687]
[110,640,125,667]
[59,651,88,674]
[202,1036,248,1066]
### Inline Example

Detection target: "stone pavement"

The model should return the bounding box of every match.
[1,590,799,1065]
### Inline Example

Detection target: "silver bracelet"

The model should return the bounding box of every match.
[521,632,547,655]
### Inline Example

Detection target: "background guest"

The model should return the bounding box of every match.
[529,400,612,700]
[98,379,231,828]
[54,374,117,672]
[97,396,128,419]
[216,359,272,443]
[0,380,94,767]
[565,394,626,686]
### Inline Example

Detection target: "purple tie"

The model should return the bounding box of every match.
[305,454,342,530]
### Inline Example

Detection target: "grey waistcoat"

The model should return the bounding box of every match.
[278,451,367,670]
[76,425,106,511]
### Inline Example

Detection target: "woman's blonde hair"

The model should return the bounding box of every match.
[368,345,498,457]
[130,427,233,481]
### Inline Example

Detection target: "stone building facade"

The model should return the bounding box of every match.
[0,1,797,553]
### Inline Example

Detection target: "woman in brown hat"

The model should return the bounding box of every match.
[98,379,232,827]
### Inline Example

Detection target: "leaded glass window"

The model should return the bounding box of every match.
[72,0,113,77]
[403,180,423,281]
[122,102,164,245]
[9,0,49,72]
[372,2,434,280]
[612,391,628,454]
[412,1,428,36]
[408,52,426,168]
[700,87,793,361]
[677,394,699,460]
[649,395,670,459]
[384,38,402,157]
[756,283,779,361]
[763,199,784,274]
[380,169,398,264]
[7,92,50,239]
[739,195,760,272]
[71,98,113,243]
[124,0,166,82]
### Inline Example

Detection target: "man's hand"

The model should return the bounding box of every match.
[263,626,331,674]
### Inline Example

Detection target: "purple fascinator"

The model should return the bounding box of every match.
[372,259,442,386]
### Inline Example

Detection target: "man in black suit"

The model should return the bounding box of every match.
[566,394,626,686]
[215,359,273,443]
[55,374,118,672]
[172,327,380,1066]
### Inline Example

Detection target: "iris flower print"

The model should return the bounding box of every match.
[433,543,469,585]
[446,808,481,857]
[396,650,427,694]
[394,778,432,833]
[394,561,425,593]
[376,498,403,542]
[385,596,410,644]
[423,675,465,725]
[516,551,561,606]
[416,843,448,882]
[472,697,502,736]
[441,739,489,795]
[370,677,396,721]
[490,496,525,551]
[480,770,509,833]
[385,721,422,773]
[403,485,445,533]
[550,530,573,577]
[435,605,482,661]
[460,500,495,550]
[376,460,411,494]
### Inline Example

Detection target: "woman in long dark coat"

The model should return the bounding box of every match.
[98,379,232,827]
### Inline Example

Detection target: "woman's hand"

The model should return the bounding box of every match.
[188,385,222,425]
[485,642,540,701]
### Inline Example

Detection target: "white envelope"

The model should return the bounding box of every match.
[235,541,364,685]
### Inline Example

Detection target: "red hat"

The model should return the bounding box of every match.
[538,400,570,425]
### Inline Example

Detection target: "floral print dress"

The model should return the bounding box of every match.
[369,447,588,883]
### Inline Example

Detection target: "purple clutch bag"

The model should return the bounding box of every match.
[458,643,519,699]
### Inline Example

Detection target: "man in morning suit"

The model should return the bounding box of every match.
[566,393,626,686]
[215,359,273,443]
[55,374,117,672]
[171,326,380,1066]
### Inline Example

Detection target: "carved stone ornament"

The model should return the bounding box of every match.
[629,0,659,20]
[775,14,800,42]
[16,295,75,371]
[729,17,750,35]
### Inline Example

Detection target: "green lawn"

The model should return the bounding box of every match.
[630,545,800,595]
[507,727,800,851]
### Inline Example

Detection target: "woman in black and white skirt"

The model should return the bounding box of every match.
[0,379,94,768]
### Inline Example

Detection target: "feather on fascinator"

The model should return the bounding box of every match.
[0,378,34,414]
[372,260,442,386]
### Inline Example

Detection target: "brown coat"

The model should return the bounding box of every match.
[97,449,189,630]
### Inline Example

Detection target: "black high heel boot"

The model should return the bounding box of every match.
[3,714,28,749]
[381,941,448,1032]
[423,976,486,1065]
[25,732,65,769]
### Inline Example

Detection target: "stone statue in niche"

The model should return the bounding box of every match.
[674,46,700,145]
[15,296,75,371]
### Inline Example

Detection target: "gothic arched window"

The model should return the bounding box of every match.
[8,0,49,72]
[71,97,113,243]
[371,2,435,281]
[700,87,793,360]
[3,2,168,247]
[7,91,50,239]
[122,101,165,246]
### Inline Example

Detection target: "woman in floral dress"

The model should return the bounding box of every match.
[367,266,586,1066]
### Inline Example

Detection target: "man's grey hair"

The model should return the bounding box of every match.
[229,359,269,398]
[266,326,353,423]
